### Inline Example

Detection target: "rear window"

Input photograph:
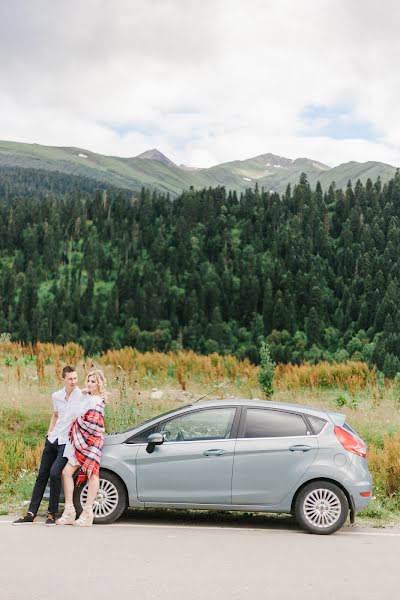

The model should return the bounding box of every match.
[244,409,308,438]
[307,416,327,435]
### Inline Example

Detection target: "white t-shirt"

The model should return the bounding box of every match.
[47,387,84,445]
[79,393,104,416]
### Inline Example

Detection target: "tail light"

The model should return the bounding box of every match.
[334,426,367,458]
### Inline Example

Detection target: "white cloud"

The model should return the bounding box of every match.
[1,0,400,167]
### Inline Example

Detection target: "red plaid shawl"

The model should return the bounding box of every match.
[69,401,105,486]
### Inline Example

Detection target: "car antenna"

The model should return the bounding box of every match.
[192,380,230,404]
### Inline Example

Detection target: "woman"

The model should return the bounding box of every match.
[57,369,107,527]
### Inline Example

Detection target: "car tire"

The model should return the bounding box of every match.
[294,481,348,535]
[73,469,127,525]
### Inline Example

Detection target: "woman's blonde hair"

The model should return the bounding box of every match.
[86,369,108,403]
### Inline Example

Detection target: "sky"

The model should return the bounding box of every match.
[1,0,400,168]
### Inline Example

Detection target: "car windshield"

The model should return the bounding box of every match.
[112,404,193,434]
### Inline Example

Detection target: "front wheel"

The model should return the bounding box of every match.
[294,481,348,535]
[73,470,127,524]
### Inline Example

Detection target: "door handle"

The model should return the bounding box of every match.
[289,445,312,452]
[203,449,226,456]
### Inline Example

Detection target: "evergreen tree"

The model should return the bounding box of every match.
[258,341,275,398]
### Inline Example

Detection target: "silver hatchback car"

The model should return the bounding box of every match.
[73,399,372,534]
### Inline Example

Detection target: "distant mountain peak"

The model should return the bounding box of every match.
[291,157,330,170]
[256,152,291,163]
[242,153,294,169]
[136,148,176,167]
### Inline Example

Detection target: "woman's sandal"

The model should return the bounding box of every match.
[73,506,94,527]
[56,505,76,525]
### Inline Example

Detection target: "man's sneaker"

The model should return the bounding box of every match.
[12,512,36,525]
[45,513,56,526]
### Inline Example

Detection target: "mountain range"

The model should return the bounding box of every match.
[0,139,398,196]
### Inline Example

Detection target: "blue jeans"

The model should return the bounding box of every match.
[28,437,67,515]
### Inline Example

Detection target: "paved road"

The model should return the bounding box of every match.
[1,513,399,600]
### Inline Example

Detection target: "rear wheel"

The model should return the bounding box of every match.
[73,470,127,524]
[294,481,348,535]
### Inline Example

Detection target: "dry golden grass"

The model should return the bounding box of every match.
[0,438,45,481]
[101,348,258,388]
[275,361,377,392]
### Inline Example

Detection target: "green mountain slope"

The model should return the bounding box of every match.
[0,140,397,196]
[314,161,397,190]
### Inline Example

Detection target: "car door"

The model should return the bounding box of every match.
[136,407,238,504]
[232,408,319,505]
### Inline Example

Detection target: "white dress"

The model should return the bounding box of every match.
[63,394,103,467]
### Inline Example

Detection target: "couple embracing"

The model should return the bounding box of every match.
[13,365,108,528]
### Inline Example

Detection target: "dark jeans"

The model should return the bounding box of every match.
[28,437,67,516]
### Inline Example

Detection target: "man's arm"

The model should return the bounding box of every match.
[47,412,58,436]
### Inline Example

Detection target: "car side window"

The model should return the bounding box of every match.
[125,425,158,444]
[160,408,236,442]
[307,415,327,434]
[244,409,308,438]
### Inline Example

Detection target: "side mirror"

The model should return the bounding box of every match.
[146,432,164,454]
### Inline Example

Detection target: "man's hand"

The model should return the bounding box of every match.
[47,411,58,437]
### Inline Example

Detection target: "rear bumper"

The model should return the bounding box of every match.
[348,479,373,513]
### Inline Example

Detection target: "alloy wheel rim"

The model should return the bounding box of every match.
[303,488,342,528]
[80,478,119,518]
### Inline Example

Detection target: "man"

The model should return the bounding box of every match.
[13,365,82,526]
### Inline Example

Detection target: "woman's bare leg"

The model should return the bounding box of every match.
[57,463,80,525]
[62,463,79,505]
[84,475,100,508]
[73,474,99,526]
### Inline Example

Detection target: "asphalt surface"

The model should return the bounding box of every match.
[1,512,399,600]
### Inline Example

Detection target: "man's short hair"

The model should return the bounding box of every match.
[62,365,77,378]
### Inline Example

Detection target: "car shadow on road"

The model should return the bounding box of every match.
[118,508,301,531]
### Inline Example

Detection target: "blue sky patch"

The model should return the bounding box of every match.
[97,120,161,137]
[301,104,380,141]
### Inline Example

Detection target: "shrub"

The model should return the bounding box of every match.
[368,432,400,496]
[335,394,348,407]
[258,341,275,399]
[334,394,360,409]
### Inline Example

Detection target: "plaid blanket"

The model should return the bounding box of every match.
[69,401,105,486]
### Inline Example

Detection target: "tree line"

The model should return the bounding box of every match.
[1,167,400,376]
